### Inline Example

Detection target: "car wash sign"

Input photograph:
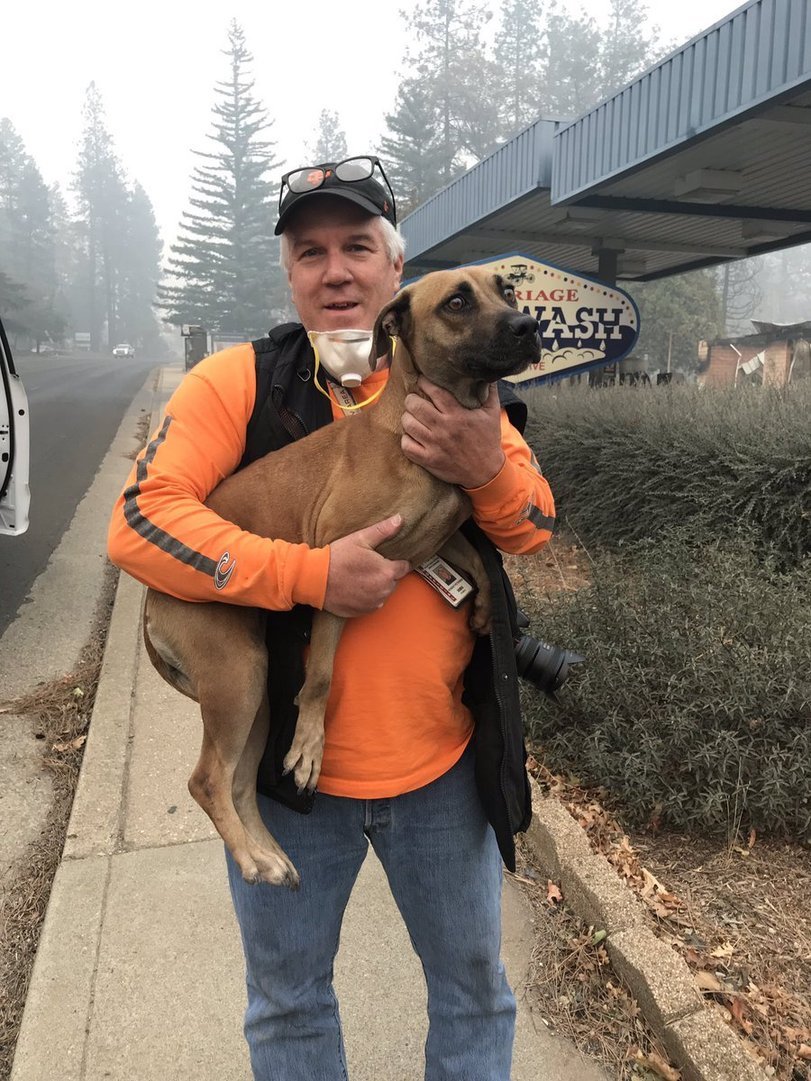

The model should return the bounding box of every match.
[471,253,640,385]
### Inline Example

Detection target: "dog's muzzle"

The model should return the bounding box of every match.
[469,312,541,379]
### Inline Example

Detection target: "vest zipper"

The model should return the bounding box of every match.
[272,387,309,442]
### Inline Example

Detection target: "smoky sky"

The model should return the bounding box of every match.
[5,0,739,247]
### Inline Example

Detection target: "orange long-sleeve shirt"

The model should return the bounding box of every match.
[108,343,555,797]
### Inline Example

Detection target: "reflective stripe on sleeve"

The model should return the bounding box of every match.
[122,415,218,577]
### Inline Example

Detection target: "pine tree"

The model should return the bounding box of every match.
[397,0,500,184]
[0,118,65,346]
[0,119,30,280]
[306,110,348,164]
[117,183,164,350]
[159,21,284,337]
[73,83,130,348]
[630,269,723,373]
[492,0,546,135]
[0,270,29,336]
[542,13,603,117]
[48,183,78,339]
[600,0,662,96]
[379,77,448,216]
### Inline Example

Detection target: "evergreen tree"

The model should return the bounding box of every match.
[0,270,28,336]
[117,183,164,350]
[542,13,603,118]
[159,21,284,337]
[0,119,65,346]
[379,77,449,216]
[492,0,546,135]
[398,0,500,183]
[73,83,130,348]
[600,0,662,96]
[630,269,723,373]
[48,183,78,339]
[306,110,347,164]
[0,120,31,279]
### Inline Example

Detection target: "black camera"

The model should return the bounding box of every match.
[514,608,584,697]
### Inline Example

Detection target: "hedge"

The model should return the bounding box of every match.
[520,529,811,840]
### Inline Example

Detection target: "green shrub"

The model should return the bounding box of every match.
[521,530,811,839]
[522,381,811,566]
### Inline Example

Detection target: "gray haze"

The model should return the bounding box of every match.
[6,0,739,247]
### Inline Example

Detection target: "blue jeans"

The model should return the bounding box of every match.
[225,744,515,1080]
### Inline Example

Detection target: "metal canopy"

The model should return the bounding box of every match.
[401,0,811,283]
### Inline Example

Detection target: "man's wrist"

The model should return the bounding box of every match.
[461,450,506,491]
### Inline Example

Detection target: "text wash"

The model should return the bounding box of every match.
[519,303,627,343]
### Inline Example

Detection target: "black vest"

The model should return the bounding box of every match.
[240,323,532,871]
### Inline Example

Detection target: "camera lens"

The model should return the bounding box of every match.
[514,633,585,696]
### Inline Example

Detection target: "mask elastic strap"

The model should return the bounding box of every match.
[307,335,396,413]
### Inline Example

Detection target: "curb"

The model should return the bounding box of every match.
[65,364,178,863]
[523,781,769,1081]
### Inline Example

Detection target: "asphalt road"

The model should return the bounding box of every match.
[0,351,157,638]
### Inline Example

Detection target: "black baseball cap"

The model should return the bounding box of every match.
[275,157,397,236]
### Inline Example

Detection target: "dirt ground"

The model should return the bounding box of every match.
[507,536,811,1081]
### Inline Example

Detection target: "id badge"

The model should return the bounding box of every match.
[415,556,475,608]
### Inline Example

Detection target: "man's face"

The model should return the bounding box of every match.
[285,198,403,332]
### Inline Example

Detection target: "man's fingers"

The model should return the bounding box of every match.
[401,411,431,446]
[403,392,436,423]
[358,513,403,549]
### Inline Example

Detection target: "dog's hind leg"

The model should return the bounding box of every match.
[231,693,300,888]
[284,610,346,793]
[191,655,299,889]
[436,532,492,634]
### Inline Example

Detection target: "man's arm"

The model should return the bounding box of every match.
[108,345,409,614]
[107,346,331,610]
[400,378,555,555]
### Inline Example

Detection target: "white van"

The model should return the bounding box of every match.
[0,316,30,535]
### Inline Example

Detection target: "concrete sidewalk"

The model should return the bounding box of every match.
[11,364,607,1081]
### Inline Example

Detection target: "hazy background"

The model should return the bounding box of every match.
[5,0,738,247]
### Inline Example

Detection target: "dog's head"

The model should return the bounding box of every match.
[371,266,540,407]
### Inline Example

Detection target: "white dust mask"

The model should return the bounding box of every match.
[307,329,375,388]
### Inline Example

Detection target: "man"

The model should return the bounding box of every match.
[108,155,555,1081]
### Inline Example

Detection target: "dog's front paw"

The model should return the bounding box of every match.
[283,720,325,794]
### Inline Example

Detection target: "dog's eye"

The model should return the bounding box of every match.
[503,287,517,308]
[446,295,467,312]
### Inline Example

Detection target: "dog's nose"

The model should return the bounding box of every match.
[508,314,540,338]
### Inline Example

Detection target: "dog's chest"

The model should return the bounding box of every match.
[378,473,470,564]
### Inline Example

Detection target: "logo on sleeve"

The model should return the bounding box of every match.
[214,551,236,590]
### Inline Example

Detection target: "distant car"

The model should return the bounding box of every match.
[113,343,135,359]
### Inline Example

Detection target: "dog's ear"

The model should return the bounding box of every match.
[372,289,411,363]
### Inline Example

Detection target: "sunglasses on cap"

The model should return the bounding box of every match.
[277,155,397,225]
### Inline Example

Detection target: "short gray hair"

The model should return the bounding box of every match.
[279,214,405,273]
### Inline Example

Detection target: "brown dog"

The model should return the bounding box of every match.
[143,266,540,888]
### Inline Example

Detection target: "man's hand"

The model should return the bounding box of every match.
[324,515,411,617]
[401,377,505,488]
